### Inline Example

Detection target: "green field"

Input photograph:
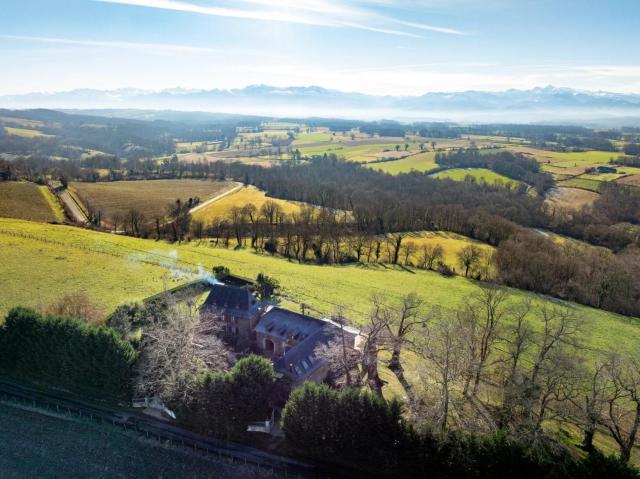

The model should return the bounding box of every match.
[557,178,602,192]
[0,402,272,478]
[292,131,334,145]
[1,218,638,357]
[70,179,235,223]
[298,143,416,163]
[0,181,65,222]
[431,168,520,187]
[367,152,438,175]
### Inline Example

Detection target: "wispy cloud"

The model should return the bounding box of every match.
[94,0,467,37]
[0,34,220,53]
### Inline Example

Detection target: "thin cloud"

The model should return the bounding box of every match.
[95,0,467,37]
[0,34,220,53]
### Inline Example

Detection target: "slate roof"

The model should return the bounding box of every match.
[273,327,334,381]
[261,307,358,382]
[255,307,325,342]
[202,284,259,320]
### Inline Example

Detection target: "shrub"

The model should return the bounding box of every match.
[177,355,275,441]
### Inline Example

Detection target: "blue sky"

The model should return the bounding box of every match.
[1,0,639,95]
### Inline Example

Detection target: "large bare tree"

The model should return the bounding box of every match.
[135,305,231,403]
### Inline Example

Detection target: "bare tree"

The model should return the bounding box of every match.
[457,245,482,277]
[385,293,434,375]
[360,296,390,396]
[419,243,444,270]
[41,292,105,325]
[600,354,640,462]
[315,309,360,387]
[135,305,231,402]
[572,359,608,452]
[400,240,417,265]
[460,285,509,398]
[414,313,467,433]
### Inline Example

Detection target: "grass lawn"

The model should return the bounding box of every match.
[431,168,520,187]
[0,181,65,222]
[0,401,273,479]
[192,186,302,223]
[1,218,639,358]
[367,152,438,175]
[3,126,54,138]
[70,179,235,223]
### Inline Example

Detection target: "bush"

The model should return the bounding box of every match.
[0,307,137,400]
[282,383,408,472]
[177,355,275,441]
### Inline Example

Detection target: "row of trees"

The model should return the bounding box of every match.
[282,383,638,478]
[315,288,640,467]
[0,307,137,399]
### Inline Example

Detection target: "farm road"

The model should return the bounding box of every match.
[189,181,243,215]
[58,189,89,224]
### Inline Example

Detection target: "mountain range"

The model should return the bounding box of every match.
[2,85,640,125]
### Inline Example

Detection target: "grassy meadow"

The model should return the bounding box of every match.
[430,167,519,186]
[192,186,302,222]
[0,182,65,222]
[367,152,439,175]
[1,218,639,358]
[70,179,235,223]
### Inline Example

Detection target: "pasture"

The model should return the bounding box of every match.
[0,218,639,358]
[70,179,235,223]
[192,186,301,223]
[3,126,53,138]
[557,178,602,192]
[392,231,494,268]
[298,142,419,162]
[0,181,65,222]
[430,168,519,187]
[0,402,271,478]
[367,152,438,175]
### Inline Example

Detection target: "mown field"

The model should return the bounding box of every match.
[544,187,600,211]
[430,167,519,186]
[385,231,494,268]
[0,402,272,479]
[192,186,302,222]
[0,181,65,222]
[298,143,418,163]
[1,218,638,358]
[3,126,54,138]
[367,152,438,175]
[70,179,235,223]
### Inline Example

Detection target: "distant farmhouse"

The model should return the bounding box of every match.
[201,283,359,385]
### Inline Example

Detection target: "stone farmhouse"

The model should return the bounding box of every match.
[201,283,359,385]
